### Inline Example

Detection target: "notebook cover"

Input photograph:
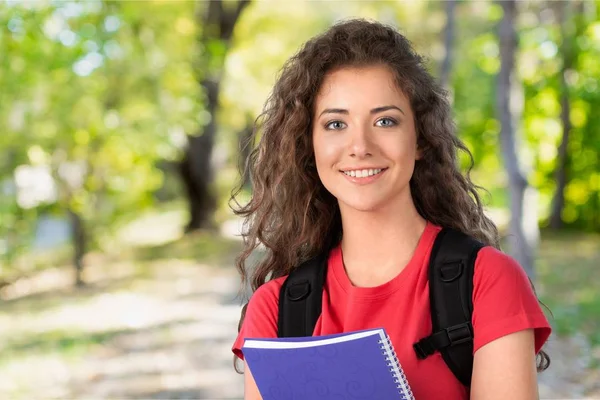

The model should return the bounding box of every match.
[242,329,412,400]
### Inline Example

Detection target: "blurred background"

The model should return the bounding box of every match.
[0,0,599,399]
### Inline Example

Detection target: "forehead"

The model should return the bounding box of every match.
[315,65,409,110]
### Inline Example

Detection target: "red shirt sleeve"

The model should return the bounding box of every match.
[232,277,285,360]
[471,246,551,354]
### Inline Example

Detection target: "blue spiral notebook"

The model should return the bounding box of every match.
[242,327,414,400]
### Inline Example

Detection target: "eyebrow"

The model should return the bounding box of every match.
[318,105,405,117]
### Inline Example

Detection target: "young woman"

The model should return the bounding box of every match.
[230,19,551,400]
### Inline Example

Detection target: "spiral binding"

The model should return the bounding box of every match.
[379,335,415,400]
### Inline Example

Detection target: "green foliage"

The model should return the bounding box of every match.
[518,2,600,230]
[449,1,599,226]
[1,0,599,279]
[0,1,201,276]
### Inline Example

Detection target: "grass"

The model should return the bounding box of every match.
[536,229,600,349]
[0,328,129,367]
[128,230,242,265]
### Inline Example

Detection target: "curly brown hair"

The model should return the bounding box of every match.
[230,18,549,372]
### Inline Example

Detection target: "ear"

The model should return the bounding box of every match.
[415,145,422,160]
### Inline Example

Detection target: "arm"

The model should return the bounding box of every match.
[471,329,539,400]
[469,247,551,399]
[244,360,263,400]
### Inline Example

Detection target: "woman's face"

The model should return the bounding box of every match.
[312,65,420,214]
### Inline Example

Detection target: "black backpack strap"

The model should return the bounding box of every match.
[277,253,328,337]
[413,228,484,386]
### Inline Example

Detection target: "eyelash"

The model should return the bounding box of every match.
[324,117,398,130]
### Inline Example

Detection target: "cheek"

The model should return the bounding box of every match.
[313,136,341,168]
[400,126,419,158]
[383,135,417,161]
[313,138,342,193]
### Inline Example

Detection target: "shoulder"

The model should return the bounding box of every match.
[472,245,535,303]
[473,245,530,287]
[236,276,287,344]
[247,275,287,312]
[470,246,551,353]
[474,245,523,270]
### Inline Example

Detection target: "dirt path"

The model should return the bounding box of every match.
[67,261,245,400]
[538,333,600,399]
[0,258,245,400]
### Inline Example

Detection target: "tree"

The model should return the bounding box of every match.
[496,0,538,278]
[549,0,582,229]
[0,1,200,285]
[179,0,250,233]
[440,0,457,90]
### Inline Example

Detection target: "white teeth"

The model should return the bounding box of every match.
[343,168,383,178]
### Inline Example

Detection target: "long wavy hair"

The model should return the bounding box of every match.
[230,18,549,372]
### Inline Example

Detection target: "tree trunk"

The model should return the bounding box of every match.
[179,0,250,233]
[496,0,538,279]
[440,0,457,90]
[238,120,254,190]
[181,80,220,232]
[550,0,578,229]
[68,208,86,287]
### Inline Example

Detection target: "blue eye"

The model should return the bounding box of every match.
[325,120,347,130]
[375,118,397,127]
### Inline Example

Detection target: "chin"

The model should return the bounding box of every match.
[338,197,387,213]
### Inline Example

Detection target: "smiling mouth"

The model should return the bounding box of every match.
[340,168,387,178]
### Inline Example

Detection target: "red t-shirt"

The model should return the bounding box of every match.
[233,222,551,399]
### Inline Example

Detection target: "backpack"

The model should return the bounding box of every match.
[276,227,484,386]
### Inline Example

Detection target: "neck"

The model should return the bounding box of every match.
[339,191,427,285]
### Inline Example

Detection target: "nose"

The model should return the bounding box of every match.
[348,125,372,158]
